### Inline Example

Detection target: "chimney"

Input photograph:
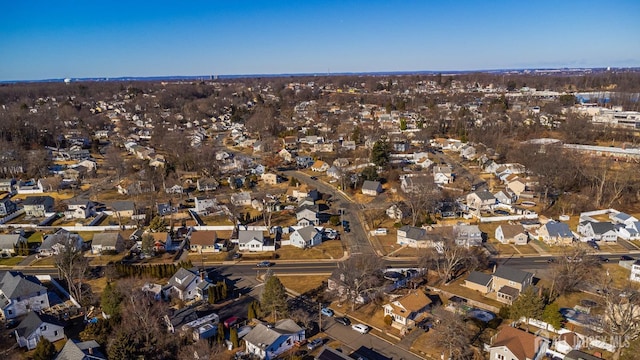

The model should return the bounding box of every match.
[88,347,93,355]
[200,269,206,281]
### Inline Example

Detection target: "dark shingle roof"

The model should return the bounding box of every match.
[15,311,63,338]
[590,221,615,235]
[167,268,197,292]
[545,221,573,237]
[0,271,47,301]
[399,226,426,240]
[493,266,533,284]
[466,271,492,286]
[55,339,106,360]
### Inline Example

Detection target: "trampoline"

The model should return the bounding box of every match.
[467,309,496,322]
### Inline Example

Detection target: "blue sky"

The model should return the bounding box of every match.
[1,0,639,81]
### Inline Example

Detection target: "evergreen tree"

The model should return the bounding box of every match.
[230,327,239,348]
[208,286,216,304]
[370,139,390,167]
[108,331,137,359]
[248,302,257,320]
[101,282,123,319]
[216,323,225,344]
[260,275,288,321]
[542,302,564,330]
[510,287,544,331]
[32,337,56,360]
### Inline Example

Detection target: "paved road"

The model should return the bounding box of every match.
[284,170,377,256]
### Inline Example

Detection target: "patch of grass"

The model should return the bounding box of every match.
[32,256,56,266]
[88,253,126,266]
[187,252,230,263]
[0,256,25,266]
[279,275,326,295]
[435,278,504,309]
[27,232,43,244]
[276,241,344,260]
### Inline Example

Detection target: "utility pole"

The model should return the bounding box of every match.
[318,302,322,332]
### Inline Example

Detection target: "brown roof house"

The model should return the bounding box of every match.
[383,291,432,329]
[488,326,548,360]
[189,230,219,253]
[495,224,529,245]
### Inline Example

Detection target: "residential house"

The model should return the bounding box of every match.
[91,232,125,255]
[464,271,493,294]
[342,140,356,151]
[107,200,137,218]
[0,179,16,193]
[386,203,409,221]
[454,224,483,247]
[310,160,329,172]
[630,260,640,283]
[400,175,433,193]
[23,196,55,217]
[554,332,583,355]
[15,312,65,350]
[231,192,252,207]
[0,271,50,319]
[495,224,529,245]
[0,234,26,257]
[494,190,515,205]
[196,178,219,192]
[460,145,477,160]
[283,136,298,150]
[296,205,320,227]
[151,232,173,251]
[261,173,279,185]
[278,149,293,163]
[315,347,351,360]
[488,326,548,360]
[163,268,212,302]
[64,199,102,219]
[0,198,16,216]
[237,230,273,252]
[432,165,454,185]
[618,221,640,240]
[289,226,322,249]
[244,319,305,360]
[466,190,496,212]
[54,339,107,360]
[577,221,618,242]
[326,166,341,179]
[194,197,217,214]
[506,178,527,197]
[382,291,432,328]
[396,226,442,249]
[16,179,44,194]
[491,266,534,305]
[609,212,639,227]
[295,156,314,168]
[537,221,574,245]
[189,230,219,253]
[39,229,84,257]
[361,180,382,196]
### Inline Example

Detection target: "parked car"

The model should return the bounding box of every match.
[320,307,334,317]
[232,253,242,259]
[587,241,600,250]
[224,316,240,328]
[256,261,273,267]
[351,324,370,334]
[598,256,610,263]
[621,255,634,261]
[307,338,323,350]
[310,176,318,180]
[335,316,351,326]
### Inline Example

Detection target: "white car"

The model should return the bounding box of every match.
[351,324,370,334]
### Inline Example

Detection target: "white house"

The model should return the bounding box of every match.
[15,312,65,350]
[495,224,528,245]
[383,291,432,328]
[577,221,618,242]
[237,230,274,252]
[630,260,640,283]
[361,180,382,196]
[432,165,453,185]
[244,319,305,360]
[163,268,212,302]
[289,226,322,249]
[91,232,125,255]
[0,234,27,256]
[466,190,496,212]
[0,271,50,319]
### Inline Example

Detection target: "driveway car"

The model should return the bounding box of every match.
[621,255,634,261]
[224,316,240,328]
[598,256,610,263]
[256,261,273,267]
[320,307,334,317]
[307,338,323,350]
[310,176,318,180]
[232,253,242,259]
[335,317,351,326]
[351,324,370,334]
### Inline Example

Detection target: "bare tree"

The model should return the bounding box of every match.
[335,254,384,311]
[599,277,640,360]
[54,237,90,306]
[177,339,227,360]
[403,175,440,226]
[418,228,477,284]
[548,246,599,299]
[429,307,473,359]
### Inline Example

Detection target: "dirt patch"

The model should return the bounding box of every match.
[279,275,326,295]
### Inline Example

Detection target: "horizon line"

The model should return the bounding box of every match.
[2,66,639,84]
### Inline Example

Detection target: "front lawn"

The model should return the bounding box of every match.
[0,256,25,266]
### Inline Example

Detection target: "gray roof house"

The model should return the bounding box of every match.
[23,196,55,218]
[289,226,322,249]
[538,221,574,245]
[0,234,27,256]
[466,190,496,211]
[464,271,493,294]
[15,311,65,350]
[244,319,305,360]
[361,180,382,196]
[163,268,212,302]
[491,266,534,305]
[0,271,50,319]
[237,230,274,252]
[91,233,125,255]
[55,339,106,360]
